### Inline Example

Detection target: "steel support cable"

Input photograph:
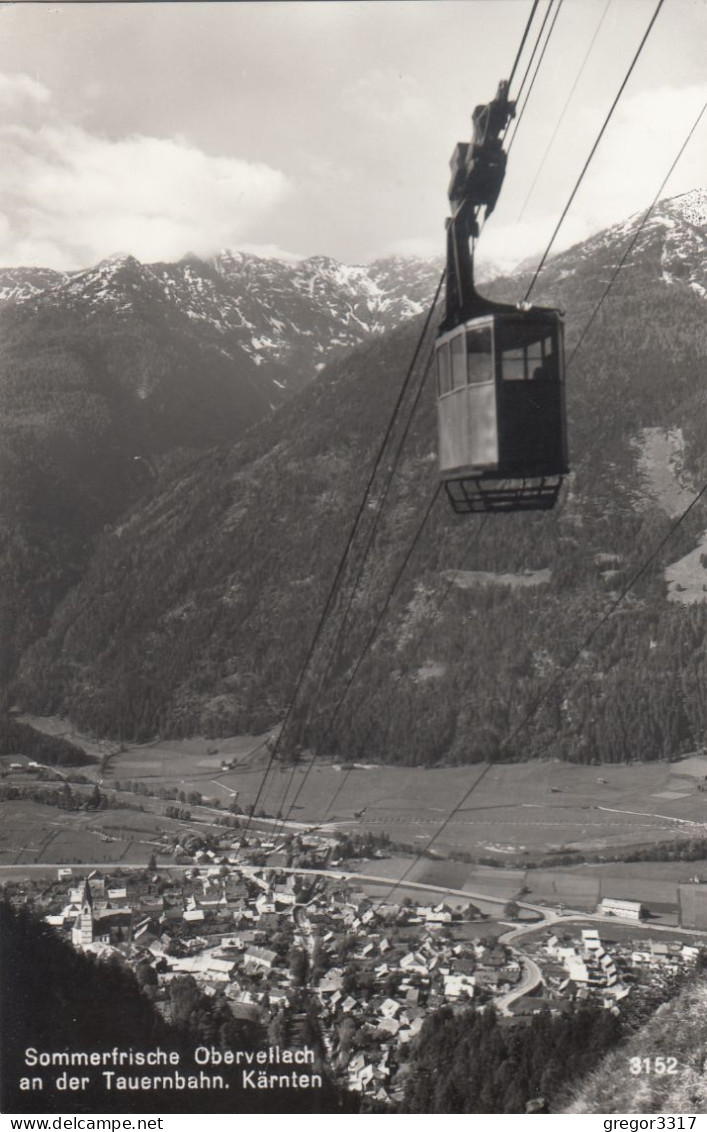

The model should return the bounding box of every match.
[378,467,706,901]
[309,309,442,705]
[524,0,666,302]
[517,0,613,222]
[240,271,445,836]
[506,0,565,157]
[536,94,707,509]
[269,290,446,830]
[277,481,443,833]
[508,0,543,93]
[269,344,438,831]
[506,0,557,128]
[274,416,441,833]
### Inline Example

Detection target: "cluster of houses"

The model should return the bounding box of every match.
[21,839,705,1107]
[34,857,527,1104]
[309,918,521,1101]
[524,927,703,1012]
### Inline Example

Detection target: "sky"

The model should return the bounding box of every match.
[0,0,704,273]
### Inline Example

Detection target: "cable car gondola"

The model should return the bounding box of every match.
[436,81,569,514]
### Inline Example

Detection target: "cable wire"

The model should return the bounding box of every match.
[517,0,613,222]
[310,315,441,702]
[508,0,543,93]
[240,271,444,836]
[278,481,443,832]
[316,514,490,828]
[506,0,557,141]
[506,0,565,157]
[567,97,707,369]
[269,349,439,833]
[524,0,666,301]
[380,482,707,902]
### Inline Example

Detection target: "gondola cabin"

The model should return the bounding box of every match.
[436,307,568,513]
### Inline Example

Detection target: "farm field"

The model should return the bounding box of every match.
[0,800,200,867]
[13,718,707,863]
[357,855,526,899]
[346,857,704,920]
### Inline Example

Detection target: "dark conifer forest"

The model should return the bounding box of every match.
[398,1002,623,1113]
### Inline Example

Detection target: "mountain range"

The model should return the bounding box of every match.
[5,189,707,767]
[0,250,442,392]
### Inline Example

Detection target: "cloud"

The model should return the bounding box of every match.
[0,72,50,109]
[571,83,707,231]
[384,235,442,259]
[233,243,304,263]
[477,83,707,277]
[340,69,432,128]
[0,72,291,269]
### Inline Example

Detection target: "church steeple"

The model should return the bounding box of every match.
[72,877,94,947]
[80,876,93,912]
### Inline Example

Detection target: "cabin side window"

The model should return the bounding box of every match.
[466,325,493,385]
[437,341,452,395]
[450,333,466,390]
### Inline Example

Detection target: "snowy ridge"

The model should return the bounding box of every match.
[0,187,702,390]
[0,249,442,390]
[530,187,707,300]
[0,266,68,304]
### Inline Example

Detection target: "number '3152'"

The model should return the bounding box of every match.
[628,1057,679,1075]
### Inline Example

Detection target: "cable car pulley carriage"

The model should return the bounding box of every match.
[436,81,569,514]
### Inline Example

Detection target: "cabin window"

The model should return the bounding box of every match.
[466,326,493,384]
[500,329,559,381]
[450,333,466,390]
[437,342,452,395]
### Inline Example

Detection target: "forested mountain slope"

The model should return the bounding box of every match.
[0,251,439,692]
[12,191,707,765]
[0,268,275,690]
[0,901,348,1114]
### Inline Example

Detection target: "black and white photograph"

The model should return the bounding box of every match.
[0,0,706,1120]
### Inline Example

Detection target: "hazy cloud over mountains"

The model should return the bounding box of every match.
[0,71,290,269]
[0,1,704,272]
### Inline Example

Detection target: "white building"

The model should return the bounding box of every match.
[598,897,644,920]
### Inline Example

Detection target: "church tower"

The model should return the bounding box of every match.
[72,877,94,947]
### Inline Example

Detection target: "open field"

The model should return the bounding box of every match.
[350,856,703,919]
[0,800,206,867]
[357,856,527,900]
[12,718,707,866]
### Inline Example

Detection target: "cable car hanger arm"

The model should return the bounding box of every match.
[442,79,518,332]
